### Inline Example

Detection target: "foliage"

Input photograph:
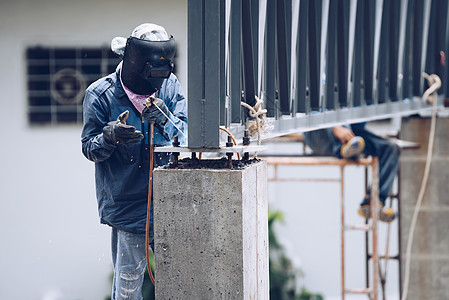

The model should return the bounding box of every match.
[298,287,324,300]
[269,210,323,300]
[141,268,155,300]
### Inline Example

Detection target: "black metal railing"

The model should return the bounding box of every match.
[188,0,449,148]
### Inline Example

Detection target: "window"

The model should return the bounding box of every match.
[26,46,121,125]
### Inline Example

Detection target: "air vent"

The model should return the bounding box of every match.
[26,46,120,125]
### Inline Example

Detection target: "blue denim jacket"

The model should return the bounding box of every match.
[81,71,187,233]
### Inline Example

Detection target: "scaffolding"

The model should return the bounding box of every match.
[264,155,381,299]
[261,133,420,299]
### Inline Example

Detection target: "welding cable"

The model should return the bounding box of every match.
[146,123,156,285]
[197,127,241,160]
[401,73,441,300]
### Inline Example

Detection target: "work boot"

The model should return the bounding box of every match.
[357,201,396,223]
[340,136,365,159]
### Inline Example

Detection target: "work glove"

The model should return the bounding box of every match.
[103,110,144,146]
[142,96,170,141]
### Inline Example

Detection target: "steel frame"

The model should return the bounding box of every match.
[188,0,449,149]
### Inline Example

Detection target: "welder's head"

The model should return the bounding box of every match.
[111,23,176,95]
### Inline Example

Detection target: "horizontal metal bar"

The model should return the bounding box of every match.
[345,288,371,294]
[367,254,400,260]
[228,96,444,142]
[344,224,372,231]
[268,178,341,183]
[154,145,265,153]
[263,156,373,166]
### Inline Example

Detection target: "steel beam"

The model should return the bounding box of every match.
[363,0,374,105]
[326,0,337,110]
[186,0,441,149]
[336,0,349,108]
[308,0,320,111]
[242,0,256,110]
[296,0,309,113]
[264,0,276,117]
[277,0,291,114]
[187,0,224,148]
[229,0,242,123]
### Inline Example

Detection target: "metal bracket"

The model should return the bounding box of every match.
[153,145,266,154]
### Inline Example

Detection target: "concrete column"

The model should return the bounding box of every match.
[153,160,269,300]
[400,117,449,300]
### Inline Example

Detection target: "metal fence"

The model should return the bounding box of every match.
[187,0,449,149]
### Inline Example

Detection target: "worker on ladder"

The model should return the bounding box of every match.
[81,23,187,299]
[304,123,399,222]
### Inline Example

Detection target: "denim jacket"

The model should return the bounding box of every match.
[81,71,187,233]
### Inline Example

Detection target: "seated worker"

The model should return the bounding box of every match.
[304,123,400,222]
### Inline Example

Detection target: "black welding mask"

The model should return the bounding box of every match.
[121,36,176,95]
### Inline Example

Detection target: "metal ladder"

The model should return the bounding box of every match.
[264,154,381,299]
[341,157,380,300]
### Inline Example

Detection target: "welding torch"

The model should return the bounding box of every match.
[144,96,156,285]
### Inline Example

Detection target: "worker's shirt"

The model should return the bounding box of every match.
[81,70,187,234]
[119,66,152,114]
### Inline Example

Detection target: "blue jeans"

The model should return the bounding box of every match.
[111,228,154,300]
[109,152,169,299]
[304,124,401,204]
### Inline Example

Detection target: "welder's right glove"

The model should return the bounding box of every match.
[103,110,144,146]
[142,97,169,127]
[142,96,171,141]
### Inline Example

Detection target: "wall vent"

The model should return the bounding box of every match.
[26,46,120,125]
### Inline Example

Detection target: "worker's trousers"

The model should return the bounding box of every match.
[111,227,154,300]
[304,123,401,204]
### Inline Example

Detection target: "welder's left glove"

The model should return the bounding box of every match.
[142,96,170,141]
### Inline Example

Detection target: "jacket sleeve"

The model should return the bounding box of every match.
[81,89,116,162]
[162,75,188,146]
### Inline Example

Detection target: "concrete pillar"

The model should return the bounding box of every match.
[153,160,269,299]
[400,117,449,300]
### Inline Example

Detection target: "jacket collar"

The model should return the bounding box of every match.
[113,70,127,99]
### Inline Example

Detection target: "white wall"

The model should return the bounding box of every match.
[0,0,186,299]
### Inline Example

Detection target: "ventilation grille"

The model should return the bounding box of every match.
[26,46,121,125]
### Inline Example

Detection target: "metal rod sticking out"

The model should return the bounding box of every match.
[243,129,250,161]
[172,135,180,167]
[146,122,156,285]
[226,135,233,168]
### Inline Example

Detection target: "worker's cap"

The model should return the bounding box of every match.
[111,23,170,59]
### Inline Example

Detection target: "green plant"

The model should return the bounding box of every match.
[141,267,155,300]
[298,288,324,300]
[269,209,323,300]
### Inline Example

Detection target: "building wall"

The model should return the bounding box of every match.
[400,117,449,299]
[0,1,186,299]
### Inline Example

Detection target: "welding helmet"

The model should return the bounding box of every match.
[111,23,176,95]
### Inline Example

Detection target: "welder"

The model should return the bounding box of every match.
[81,23,187,299]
